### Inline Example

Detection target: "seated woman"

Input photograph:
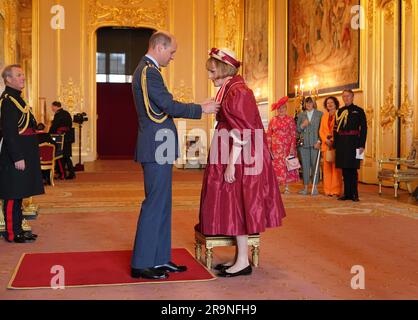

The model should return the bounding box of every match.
[196,48,286,277]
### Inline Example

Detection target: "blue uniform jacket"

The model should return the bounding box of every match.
[132,56,202,163]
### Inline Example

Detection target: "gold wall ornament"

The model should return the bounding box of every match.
[380,83,397,130]
[366,105,374,128]
[368,0,375,37]
[398,86,414,128]
[383,0,395,24]
[59,78,83,115]
[119,0,146,5]
[3,0,18,63]
[213,0,244,61]
[404,0,412,13]
[172,80,193,104]
[88,0,168,32]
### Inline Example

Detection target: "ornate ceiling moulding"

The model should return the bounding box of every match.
[87,0,168,33]
[380,82,396,130]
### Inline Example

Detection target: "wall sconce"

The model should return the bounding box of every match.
[293,76,319,118]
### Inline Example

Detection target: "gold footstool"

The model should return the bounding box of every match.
[194,230,260,269]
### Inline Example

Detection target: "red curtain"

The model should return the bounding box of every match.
[97,83,138,159]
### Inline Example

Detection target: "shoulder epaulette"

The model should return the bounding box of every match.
[141,63,168,124]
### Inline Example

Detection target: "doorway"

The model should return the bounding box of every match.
[96,27,154,159]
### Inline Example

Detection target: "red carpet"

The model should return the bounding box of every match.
[8,248,216,290]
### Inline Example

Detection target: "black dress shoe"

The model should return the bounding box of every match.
[23,231,38,239]
[65,174,76,180]
[214,263,232,271]
[352,197,360,202]
[5,233,36,243]
[338,196,352,201]
[217,265,252,278]
[154,261,187,273]
[131,267,168,280]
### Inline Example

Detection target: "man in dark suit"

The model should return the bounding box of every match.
[49,101,76,179]
[334,90,367,202]
[131,31,219,280]
[0,64,44,243]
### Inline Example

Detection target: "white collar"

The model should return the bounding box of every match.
[146,54,159,68]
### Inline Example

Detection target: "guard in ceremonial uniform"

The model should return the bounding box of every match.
[0,64,44,243]
[49,101,75,179]
[334,90,367,202]
[130,31,219,280]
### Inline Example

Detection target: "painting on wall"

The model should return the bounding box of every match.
[242,0,269,101]
[287,0,360,97]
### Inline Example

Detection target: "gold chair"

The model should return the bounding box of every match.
[378,139,418,197]
[194,229,260,269]
[39,142,56,187]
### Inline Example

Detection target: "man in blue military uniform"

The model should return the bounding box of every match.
[131,31,219,279]
[0,64,44,243]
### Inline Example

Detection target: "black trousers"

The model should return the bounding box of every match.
[2,199,23,241]
[63,156,75,176]
[342,168,359,199]
[56,156,75,178]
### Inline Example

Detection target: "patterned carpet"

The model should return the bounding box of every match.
[0,160,417,300]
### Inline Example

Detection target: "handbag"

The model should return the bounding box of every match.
[296,133,304,147]
[285,155,301,171]
[326,149,335,162]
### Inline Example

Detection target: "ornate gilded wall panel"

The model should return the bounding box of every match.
[377,0,399,161]
[0,0,32,102]
[401,0,416,158]
[87,0,168,32]
[212,0,244,61]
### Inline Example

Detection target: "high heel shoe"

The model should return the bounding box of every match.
[217,265,252,278]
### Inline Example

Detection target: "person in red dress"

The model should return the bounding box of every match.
[197,48,286,277]
[267,97,299,193]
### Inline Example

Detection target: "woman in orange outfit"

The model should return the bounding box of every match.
[319,96,343,197]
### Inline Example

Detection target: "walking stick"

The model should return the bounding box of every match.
[311,149,321,195]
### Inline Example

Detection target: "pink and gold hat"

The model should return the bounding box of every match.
[209,47,241,68]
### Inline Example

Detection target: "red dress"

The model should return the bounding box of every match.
[266,115,300,185]
[197,76,286,236]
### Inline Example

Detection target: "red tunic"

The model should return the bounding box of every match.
[197,76,286,236]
